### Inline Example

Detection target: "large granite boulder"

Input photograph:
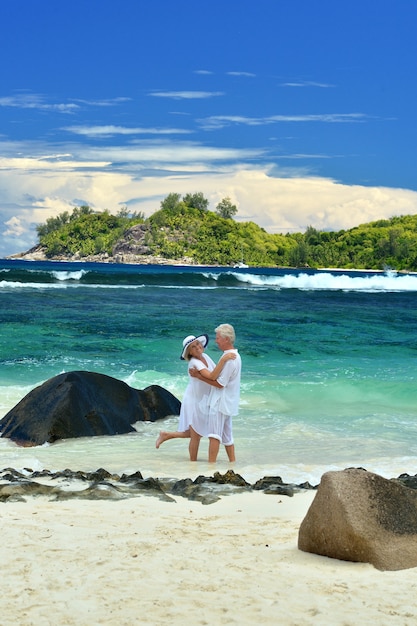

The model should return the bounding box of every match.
[0,370,181,447]
[298,468,417,571]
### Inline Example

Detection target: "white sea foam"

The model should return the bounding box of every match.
[232,270,417,292]
[51,269,87,281]
[4,264,417,292]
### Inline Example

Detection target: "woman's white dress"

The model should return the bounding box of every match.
[178,354,215,432]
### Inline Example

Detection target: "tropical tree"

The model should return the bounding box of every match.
[215,197,238,219]
[160,193,181,212]
[183,192,209,211]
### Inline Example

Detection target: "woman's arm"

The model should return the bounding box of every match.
[190,352,236,384]
[201,352,236,380]
[192,375,223,388]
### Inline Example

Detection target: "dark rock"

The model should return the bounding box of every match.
[170,478,217,504]
[112,223,152,257]
[298,468,417,571]
[396,473,417,490]
[263,484,295,497]
[170,478,233,505]
[54,483,128,502]
[297,481,317,490]
[252,476,284,490]
[0,480,60,502]
[120,470,144,483]
[0,370,180,446]
[170,472,252,504]
[212,470,251,487]
[252,475,312,496]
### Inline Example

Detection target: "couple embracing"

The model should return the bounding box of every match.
[156,324,241,463]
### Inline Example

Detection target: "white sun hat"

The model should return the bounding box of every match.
[180,334,209,360]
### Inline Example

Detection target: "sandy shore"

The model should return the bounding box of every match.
[1,491,417,626]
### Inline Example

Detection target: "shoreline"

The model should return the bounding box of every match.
[5,250,413,274]
[0,466,316,505]
[1,465,416,505]
[6,248,205,266]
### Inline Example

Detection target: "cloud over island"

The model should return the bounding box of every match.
[1,136,416,259]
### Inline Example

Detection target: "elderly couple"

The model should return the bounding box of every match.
[155,323,241,463]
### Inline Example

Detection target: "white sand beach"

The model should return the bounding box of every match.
[1,490,417,626]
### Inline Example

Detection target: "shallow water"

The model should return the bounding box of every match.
[1,260,417,484]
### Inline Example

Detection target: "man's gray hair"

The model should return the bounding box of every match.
[215,323,235,343]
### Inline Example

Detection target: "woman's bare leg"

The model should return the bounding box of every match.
[156,429,190,449]
[189,426,201,461]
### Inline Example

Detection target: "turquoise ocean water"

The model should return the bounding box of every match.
[1,259,417,485]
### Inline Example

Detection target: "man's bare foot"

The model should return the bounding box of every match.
[156,431,168,449]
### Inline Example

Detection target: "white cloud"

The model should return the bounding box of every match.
[280,81,334,88]
[199,113,367,130]
[226,71,256,77]
[63,125,192,137]
[148,91,224,99]
[72,97,132,106]
[0,155,110,170]
[0,93,79,113]
[219,171,417,233]
[79,141,263,167]
[0,93,132,116]
[3,216,25,237]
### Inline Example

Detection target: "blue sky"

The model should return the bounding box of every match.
[1,0,417,257]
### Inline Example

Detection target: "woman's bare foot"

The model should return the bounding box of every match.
[155,431,168,449]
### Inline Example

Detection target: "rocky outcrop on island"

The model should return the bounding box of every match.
[0,370,181,446]
[9,244,195,265]
[111,223,154,261]
[10,223,199,265]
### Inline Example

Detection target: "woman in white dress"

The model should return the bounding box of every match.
[155,334,234,449]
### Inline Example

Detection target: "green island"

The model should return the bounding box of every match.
[16,192,417,271]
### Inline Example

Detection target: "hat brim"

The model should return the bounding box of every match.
[180,334,209,360]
